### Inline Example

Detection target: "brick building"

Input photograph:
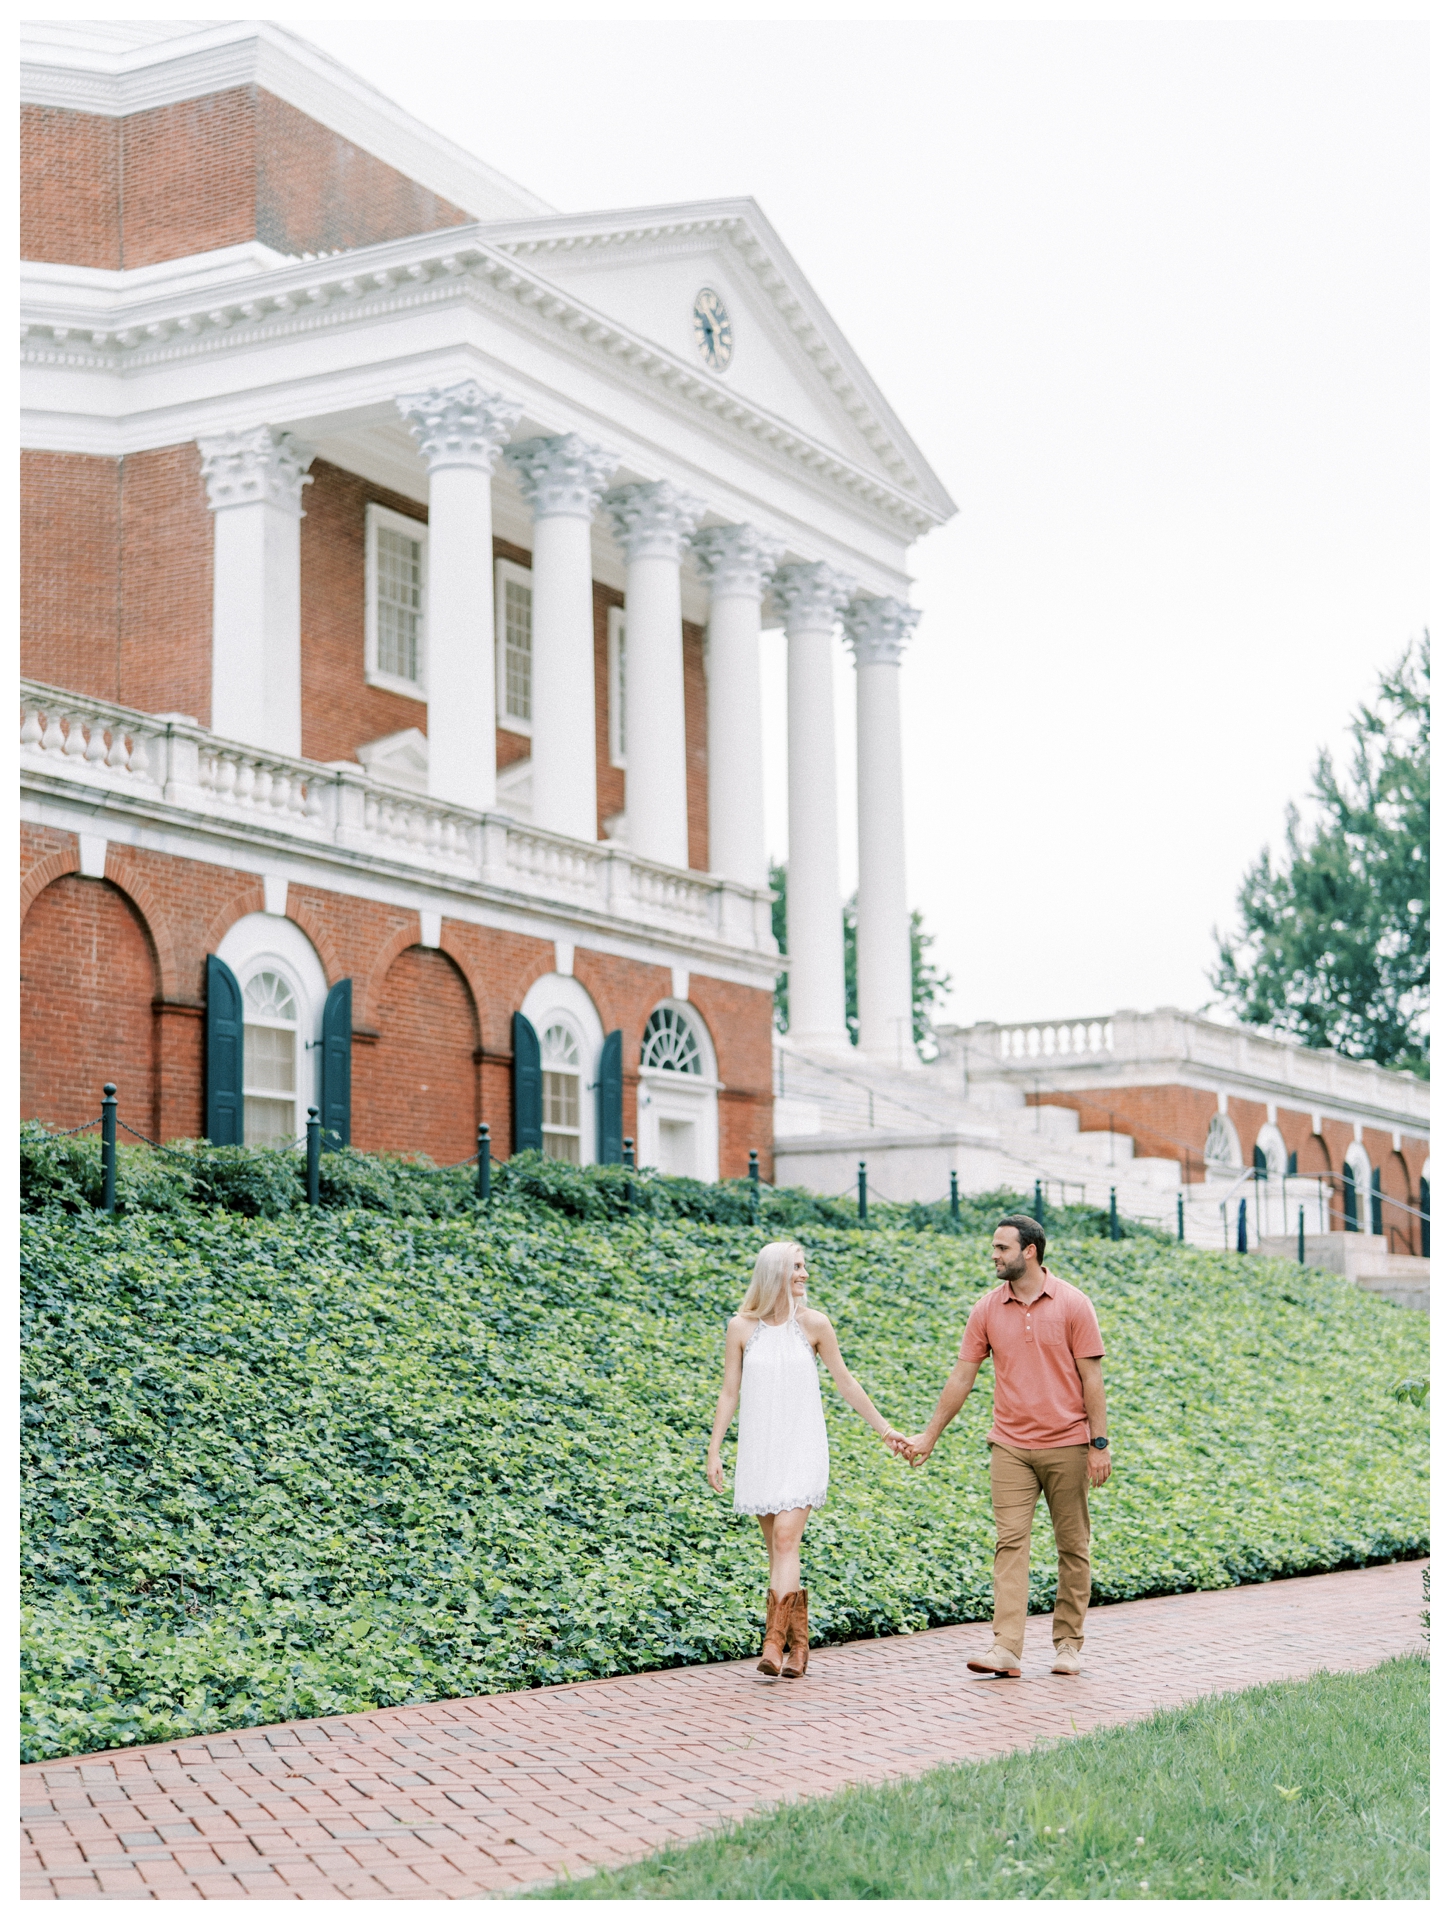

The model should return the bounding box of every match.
[20,22,954,1176]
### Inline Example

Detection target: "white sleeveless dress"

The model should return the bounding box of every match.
[732,1306,830,1515]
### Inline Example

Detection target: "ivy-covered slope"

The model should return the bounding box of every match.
[21,1185,1427,1763]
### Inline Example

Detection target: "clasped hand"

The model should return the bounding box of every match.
[881,1427,931,1467]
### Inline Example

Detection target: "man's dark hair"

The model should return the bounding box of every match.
[997,1214,1046,1265]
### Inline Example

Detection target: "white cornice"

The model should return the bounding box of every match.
[21,227,947,539]
[20,19,552,224]
[485,199,957,523]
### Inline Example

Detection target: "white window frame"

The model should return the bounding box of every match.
[215,913,330,1148]
[540,1019,585,1165]
[365,502,428,701]
[495,558,534,737]
[607,604,627,769]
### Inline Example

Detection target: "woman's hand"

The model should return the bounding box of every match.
[706,1448,725,1495]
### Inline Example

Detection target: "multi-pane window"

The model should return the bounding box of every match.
[243,971,298,1146]
[496,560,533,731]
[640,1006,702,1075]
[541,1023,582,1163]
[366,504,427,696]
[607,606,627,768]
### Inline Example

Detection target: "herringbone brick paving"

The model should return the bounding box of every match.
[20,1557,1424,1900]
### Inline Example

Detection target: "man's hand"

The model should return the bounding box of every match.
[706,1450,725,1495]
[881,1427,910,1456]
[1087,1447,1112,1488]
[899,1432,934,1466]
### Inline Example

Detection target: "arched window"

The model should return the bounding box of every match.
[1254,1124,1287,1177]
[541,1022,583,1164]
[1205,1112,1241,1171]
[243,970,299,1146]
[641,1006,702,1075]
[1342,1142,1373,1233]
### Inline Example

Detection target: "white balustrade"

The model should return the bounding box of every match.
[998,1019,1114,1060]
[20,678,769,955]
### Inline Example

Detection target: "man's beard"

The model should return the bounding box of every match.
[997,1253,1027,1281]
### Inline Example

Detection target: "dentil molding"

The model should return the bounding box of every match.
[197,426,314,513]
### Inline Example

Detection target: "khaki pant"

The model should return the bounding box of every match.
[988,1442,1091,1658]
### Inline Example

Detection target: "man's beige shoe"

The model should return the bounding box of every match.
[966,1643,1021,1677]
[1051,1643,1083,1675]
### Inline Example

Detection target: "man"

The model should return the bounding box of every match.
[895,1215,1111,1677]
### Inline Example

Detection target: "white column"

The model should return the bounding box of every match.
[502,434,618,841]
[396,380,522,813]
[844,595,921,1069]
[198,427,312,756]
[690,524,782,889]
[603,481,706,869]
[773,560,854,1055]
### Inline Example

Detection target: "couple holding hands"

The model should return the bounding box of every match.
[706,1216,1112,1681]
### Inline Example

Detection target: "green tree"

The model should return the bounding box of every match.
[1210,636,1428,1076]
[769,861,953,1057]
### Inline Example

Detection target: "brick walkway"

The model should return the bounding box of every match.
[21,1558,1424,1900]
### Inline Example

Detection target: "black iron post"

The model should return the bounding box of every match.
[1236,1197,1248,1254]
[1033,1178,1044,1225]
[306,1107,321,1206]
[476,1123,491,1205]
[1177,1191,1185,1242]
[1298,1205,1305,1265]
[623,1137,635,1213]
[748,1148,760,1224]
[950,1169,960,1223]
[857,1161,868,1226]
[101,1083,117,1216]
[1109,1186,1120,1241]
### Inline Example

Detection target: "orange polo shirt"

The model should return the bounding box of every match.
[958,1271,1105,1449]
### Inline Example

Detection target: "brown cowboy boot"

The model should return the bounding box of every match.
[780,1588,810,1678]
[757,1589,787,1675]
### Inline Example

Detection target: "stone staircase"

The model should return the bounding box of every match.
[770,1040,1332,1253]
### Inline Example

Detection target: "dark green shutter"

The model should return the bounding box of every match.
[205,954,244,1145]
[321,979,352,1149]
[1370,1167,1382,1237]
[1253,1144,1266,1177]
[512,1012,542,1154]
[1420,1177,1430,1257]
[1286,1150,1297,1176]
[1342,1161,1358,1232]
[597,1028,623,1164]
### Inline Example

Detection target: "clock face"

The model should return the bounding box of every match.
[692,287,733,371]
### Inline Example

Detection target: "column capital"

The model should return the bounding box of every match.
[843,595,921,667]
[198,427,313,513]
[690,523,784,600]
[603,480,707,563]
[396,380,522,473]
[771,560,854,634]
[502,433,618,519]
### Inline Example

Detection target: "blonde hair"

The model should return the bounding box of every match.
[738,1241,805,1321]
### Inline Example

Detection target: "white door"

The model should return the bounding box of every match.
[658,1118,698,1177]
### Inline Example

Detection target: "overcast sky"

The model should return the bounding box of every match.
[302,15,1430,1029]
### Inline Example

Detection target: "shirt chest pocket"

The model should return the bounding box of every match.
[1035,1318,1066,1348]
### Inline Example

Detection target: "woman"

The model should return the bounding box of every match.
[706,1240,899,1678]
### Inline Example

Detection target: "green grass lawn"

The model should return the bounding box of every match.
[540,1655,1429,1900]
[20,1145,1428,1762]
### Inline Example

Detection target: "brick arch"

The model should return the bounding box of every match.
[21,872,163,1135]
[283,893,345,987]
[354,941,480,1164]
[101,848,183,1000]
[438,924,497,1042]
[197,879,269,988]
[358,914,424,1031]
[21,844,81,920]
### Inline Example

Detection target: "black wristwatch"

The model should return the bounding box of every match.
[1090,1436,1109,1451]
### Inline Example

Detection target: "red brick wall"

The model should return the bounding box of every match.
[20,105,120,267]
[301,461,430,764]
[21,452,121,698]
[23,87,470,269]
[22,445,212,722]
[683,619,709,872]
[689,975,775,1180]
[354,946,479,1163]
[21,874,160,1136]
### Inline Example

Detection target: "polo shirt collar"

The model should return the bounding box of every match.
[998,1270,1056,1304]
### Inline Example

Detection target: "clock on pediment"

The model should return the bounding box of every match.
[692,287,733,371]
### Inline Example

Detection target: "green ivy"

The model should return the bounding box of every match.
[20,1186,1426,1764]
